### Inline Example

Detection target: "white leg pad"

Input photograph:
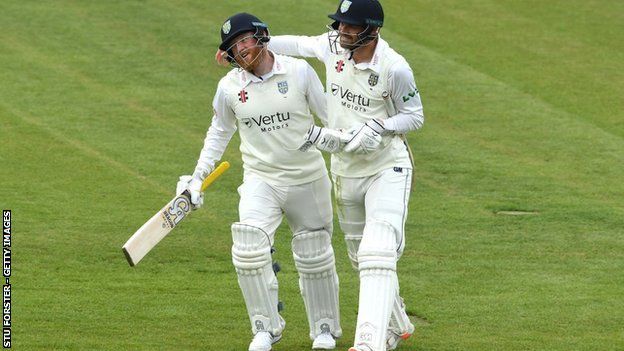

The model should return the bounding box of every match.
[231,223,283,337]
[353,220,398,351]
[292,230,342,339]
[386,293,415,350]
[389,293,414,337]
[340,220,364,270]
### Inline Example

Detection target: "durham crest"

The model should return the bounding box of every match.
[277,81,289,94]
[368,73,379,86]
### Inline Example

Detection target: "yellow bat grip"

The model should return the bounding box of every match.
[200,161,230,192]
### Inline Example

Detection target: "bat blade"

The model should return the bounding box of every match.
[122,161,230,266]
[122,191,193,266]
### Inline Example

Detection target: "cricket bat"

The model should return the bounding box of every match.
[122,161,230,266]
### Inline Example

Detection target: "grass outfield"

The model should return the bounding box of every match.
[2,0,623,350]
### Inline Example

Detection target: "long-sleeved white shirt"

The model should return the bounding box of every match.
[269,34,424,134]
[194,52,329,185]
[269,34,425,177]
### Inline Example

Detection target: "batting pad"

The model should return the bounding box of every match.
[354,220,398,351]
[340,220,365,270]
[388,294,414,339]
[342,221,411,343]
[292,230,342,340]
[231,223,283,336]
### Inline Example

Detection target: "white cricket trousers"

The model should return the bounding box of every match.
[238,173,333,239]
[332,167,412,261]
[334,167,412,351]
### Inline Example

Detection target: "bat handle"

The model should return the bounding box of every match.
[201,161,230,192]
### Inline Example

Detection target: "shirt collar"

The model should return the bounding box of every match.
[239,51,287,88]
[349,37,387,73]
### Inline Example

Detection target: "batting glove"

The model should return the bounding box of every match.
[176,175,193,195]
[177,167,212,209]
[299,125,350,153]
[343,119,387,154]
[187,173,204,209]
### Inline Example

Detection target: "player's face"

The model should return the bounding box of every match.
[338,22,365,50]
[230,31,264,71]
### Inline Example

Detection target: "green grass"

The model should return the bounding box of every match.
[2,0,623,350]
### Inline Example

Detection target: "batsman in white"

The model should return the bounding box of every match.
[178,13,342,351]
[252,1,426,350]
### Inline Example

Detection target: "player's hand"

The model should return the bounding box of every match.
[215,49,229,67]
[299,125,349,153]
[343,120,386,154]
[187,174,204,209]
[176,175,193,195]
[177,167,212,209]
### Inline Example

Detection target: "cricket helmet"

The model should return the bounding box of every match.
[219,12,270,62]
[328,0,384,30]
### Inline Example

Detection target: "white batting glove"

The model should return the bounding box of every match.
[187,173,204,209]
[343,119,387,154]
[177,167,212,209]
[176,175,193,195]
[299,125,349,153]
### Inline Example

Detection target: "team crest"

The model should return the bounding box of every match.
[277,81,288,94]
[222,20,231,34]
[368,73,379,86]
[340,0,352,13]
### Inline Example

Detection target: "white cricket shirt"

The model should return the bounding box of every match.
[269,34,425,177]
[194,53,328,185]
